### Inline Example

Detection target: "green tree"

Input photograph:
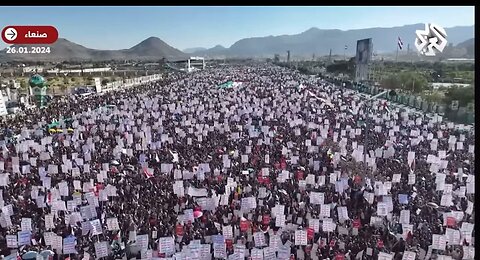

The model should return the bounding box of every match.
[60,84,68,93]
[101,78,110,86]
[380,75,401,90]
[381,72,427,93]
[422,91,444,103]
[443,85,474,107]
[326,58,355,78]
[85,77,94,85]
[398,72,428,93]
[20,79,28,90]
[432,62,445,78]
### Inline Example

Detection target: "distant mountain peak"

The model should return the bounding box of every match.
[132,36,166,47]
[183,47,207,53]
[1,36,187,62]
[304,27,320,33]
[144,36,161,41]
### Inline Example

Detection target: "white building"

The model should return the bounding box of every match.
[431,82,470,89]
[46,67,112,74]
[188,57,206,70]
[23,66,44,73]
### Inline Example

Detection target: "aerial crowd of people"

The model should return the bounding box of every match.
[0,64,475,260]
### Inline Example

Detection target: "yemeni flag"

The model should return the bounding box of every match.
[398,37,404,50]
[143,167,154,179]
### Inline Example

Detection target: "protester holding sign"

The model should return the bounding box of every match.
[0,64,474,260]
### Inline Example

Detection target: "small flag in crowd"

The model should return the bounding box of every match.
[344,45,348,50]
[409,158,416,173]
[398,37,403,50]
[382,100,390,114]
[143,167,154,179]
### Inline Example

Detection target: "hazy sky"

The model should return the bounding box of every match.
[0,6,474,50]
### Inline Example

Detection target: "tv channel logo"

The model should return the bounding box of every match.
[414,23,448,56]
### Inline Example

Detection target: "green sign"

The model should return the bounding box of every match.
[218,81,234,89]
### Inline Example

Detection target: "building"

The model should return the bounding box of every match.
[431,82,470,89]
[167,57,206,73]
[188,57,206,71]
[46,67,112,74]
[445,58,475,63]
[22,66,44,73]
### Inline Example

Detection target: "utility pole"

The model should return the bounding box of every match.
[396,43,399,62]
[328,49,332,64]
[408,44,414,64]
[287,50,291,64]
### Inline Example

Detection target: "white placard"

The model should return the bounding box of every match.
[294,230,307,245]
[6,235,17,248]
[94,241,109,258]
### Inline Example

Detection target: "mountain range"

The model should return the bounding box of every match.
[0,37,188,62]
[193,23,474,58]
[183,47,207,53]
[455,38,474,57]
[0,23,474,62]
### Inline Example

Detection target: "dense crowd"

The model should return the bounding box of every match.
[0,64,475,260]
